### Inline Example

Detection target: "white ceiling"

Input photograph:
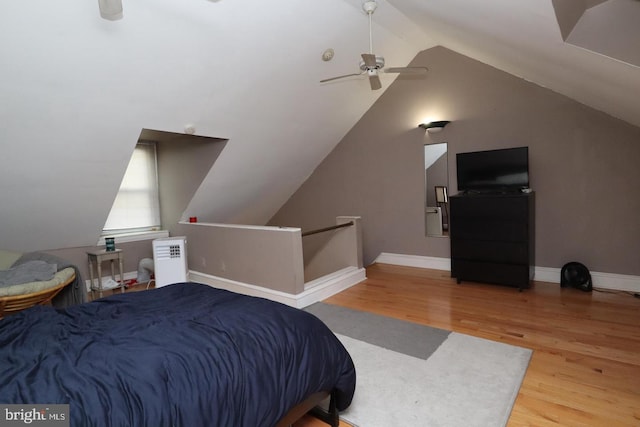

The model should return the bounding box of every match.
[388,0,640,125]
[1,0,639,251]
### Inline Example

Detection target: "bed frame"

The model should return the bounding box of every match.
[276,390,339,427]
[0,273,75,319]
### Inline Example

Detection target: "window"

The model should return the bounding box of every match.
[103,142,161,235]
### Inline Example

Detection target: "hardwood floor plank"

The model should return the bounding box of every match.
[296,263,640,427]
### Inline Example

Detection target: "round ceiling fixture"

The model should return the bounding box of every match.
[322,48,335,62]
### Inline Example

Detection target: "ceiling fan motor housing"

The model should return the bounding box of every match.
[360,56,385,70]
[363,1,378,14]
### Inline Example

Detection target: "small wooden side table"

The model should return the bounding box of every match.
[87,249,125,297]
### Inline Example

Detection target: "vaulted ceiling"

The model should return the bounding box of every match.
[1,0,639,252]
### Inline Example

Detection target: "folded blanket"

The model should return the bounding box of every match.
[0,260,57,287]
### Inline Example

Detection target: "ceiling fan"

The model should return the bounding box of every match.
[320,0,428,91]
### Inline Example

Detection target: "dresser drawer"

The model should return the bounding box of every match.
[451,259,531,288]
[451,239,529,264]
[450,194,529,220]
[450,220,528,241]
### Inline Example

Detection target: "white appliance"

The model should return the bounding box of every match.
[152,236,188,287]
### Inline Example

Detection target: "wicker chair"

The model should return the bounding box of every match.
[0,273,75,320]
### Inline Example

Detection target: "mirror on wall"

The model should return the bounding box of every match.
[424,143,449,237]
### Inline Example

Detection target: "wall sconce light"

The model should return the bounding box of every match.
[98,0,123,20]
[419,121,451,133]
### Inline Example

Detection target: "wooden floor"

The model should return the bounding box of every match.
[295,263,640,427]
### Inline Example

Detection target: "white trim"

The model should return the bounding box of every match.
[587,271,640,293]
[300,267,367,307]
[374,252,451,271]
[188,266,366,308]
[531,266,559,284]
[97,230,169,246]
[178,221,300,233]
[373,252,640,293]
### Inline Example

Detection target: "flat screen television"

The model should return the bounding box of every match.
[456,146,529,194]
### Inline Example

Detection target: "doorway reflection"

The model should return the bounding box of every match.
[424,143,449,237]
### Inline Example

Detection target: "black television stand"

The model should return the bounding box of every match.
[449,192,535,290]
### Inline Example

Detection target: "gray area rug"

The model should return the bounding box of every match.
[305,303,532,427]
[305,303,450,360]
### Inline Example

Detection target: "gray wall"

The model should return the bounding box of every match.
[155,135,227,236]
[303,216,363,282]
[269,46,640,276]
[175,223,305,294]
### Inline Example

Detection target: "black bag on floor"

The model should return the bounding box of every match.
[560,262,592,292]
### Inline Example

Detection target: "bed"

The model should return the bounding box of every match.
[0,283,356,426]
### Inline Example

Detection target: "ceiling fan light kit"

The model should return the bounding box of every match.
[360,55,385,70]
[320,0,427,91]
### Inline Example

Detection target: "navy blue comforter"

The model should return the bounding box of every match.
[0,283,356,426]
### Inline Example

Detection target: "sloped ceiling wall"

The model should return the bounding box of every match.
[2,0,639,254]
[0,0,431,252]
[393,0,640,127]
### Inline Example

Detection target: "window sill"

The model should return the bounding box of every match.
[97,230,169,246]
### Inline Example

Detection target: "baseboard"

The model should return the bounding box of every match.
[300,267,367,307]
[374,252,451,271]
[534,266,640,292]
[374,252,640,293]
[188,266,366,309]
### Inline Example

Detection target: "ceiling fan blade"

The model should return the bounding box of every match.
[383,66,428,74]
[368,74,382,90]
[361,53,377,68]
[320,72,364,83]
